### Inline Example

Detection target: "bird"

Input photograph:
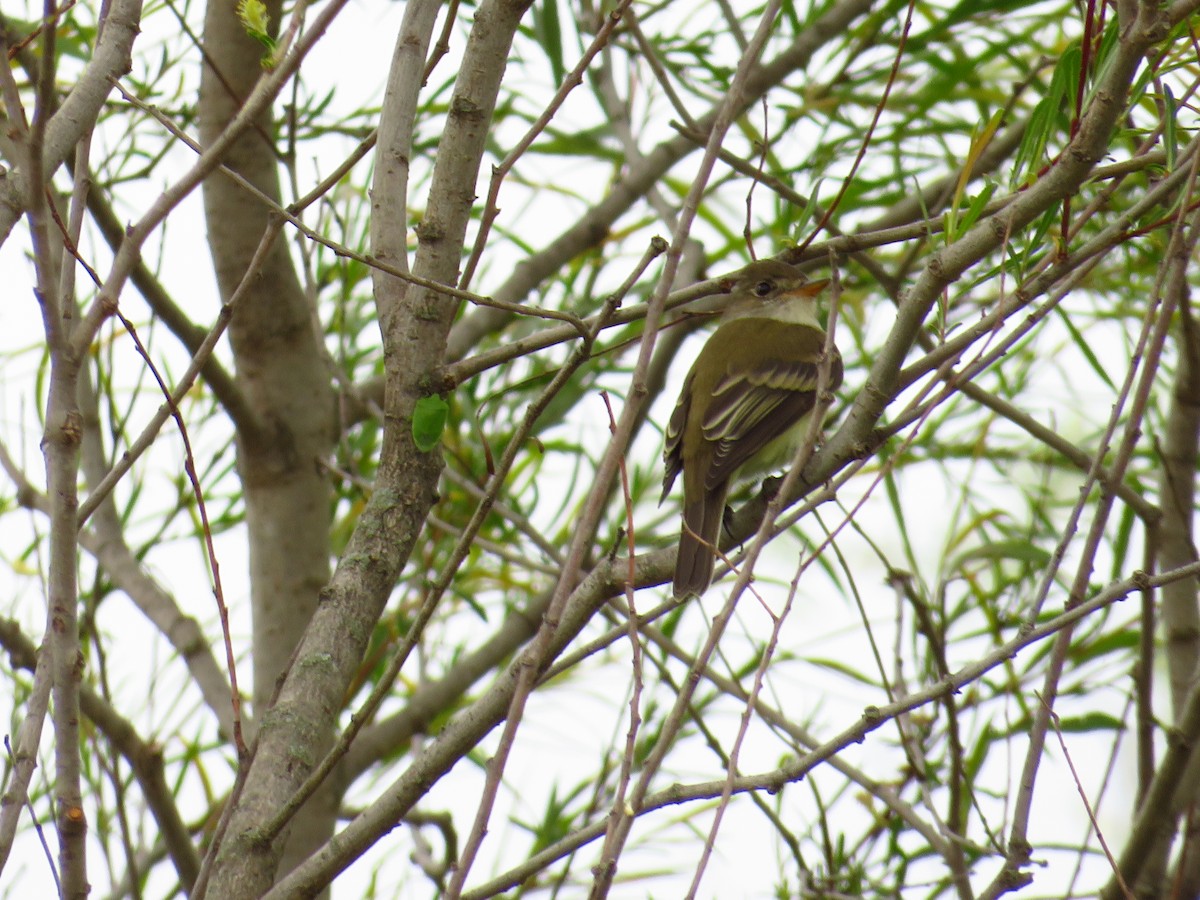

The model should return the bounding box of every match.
[661,259,843,598]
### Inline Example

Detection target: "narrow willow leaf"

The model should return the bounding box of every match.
[957,181,998,236]
[532,0,566,87]
[792,178,823,239]
[1012,43,1080,187]
[1053,306,1116,391]
[1163,83,1178,172]
[947,111,1004,239]
[948,539,1053,572]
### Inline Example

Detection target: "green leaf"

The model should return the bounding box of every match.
[791,178,823,240]
[1003,711,1126,735]
[1012,42,1079,187]
[237,0,278,66]
[946,112,1002,240]
[237,0,271,36]
[1052,712,1126,733]
[532,0,566,87]
[954,538,1053,568]
[1067,629,1140,663]
[951,180,997,241]
[806,657,882,687]
[1110,503,1137,581]
[412,395,450,452]
[1163,83,1178,173]
[1053,306,1116,391]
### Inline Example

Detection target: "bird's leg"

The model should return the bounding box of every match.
[721,503,737,541]
[759,474,784,500]
[724,476,783,544]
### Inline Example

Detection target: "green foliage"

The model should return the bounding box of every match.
[236,0,277,67]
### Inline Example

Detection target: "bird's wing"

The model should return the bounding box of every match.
[660,368,694,503]
[702,358,823,488]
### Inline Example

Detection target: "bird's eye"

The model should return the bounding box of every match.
[753,280,774,297]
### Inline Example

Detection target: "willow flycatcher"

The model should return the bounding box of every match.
[661,259,842,598]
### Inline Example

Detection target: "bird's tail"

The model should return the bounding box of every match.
[673,487,726,599]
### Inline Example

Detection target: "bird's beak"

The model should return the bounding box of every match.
[783,278,830,298]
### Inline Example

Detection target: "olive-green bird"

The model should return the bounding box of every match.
[661,259,843,598]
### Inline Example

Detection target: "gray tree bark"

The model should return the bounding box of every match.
[197,0,337,882]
